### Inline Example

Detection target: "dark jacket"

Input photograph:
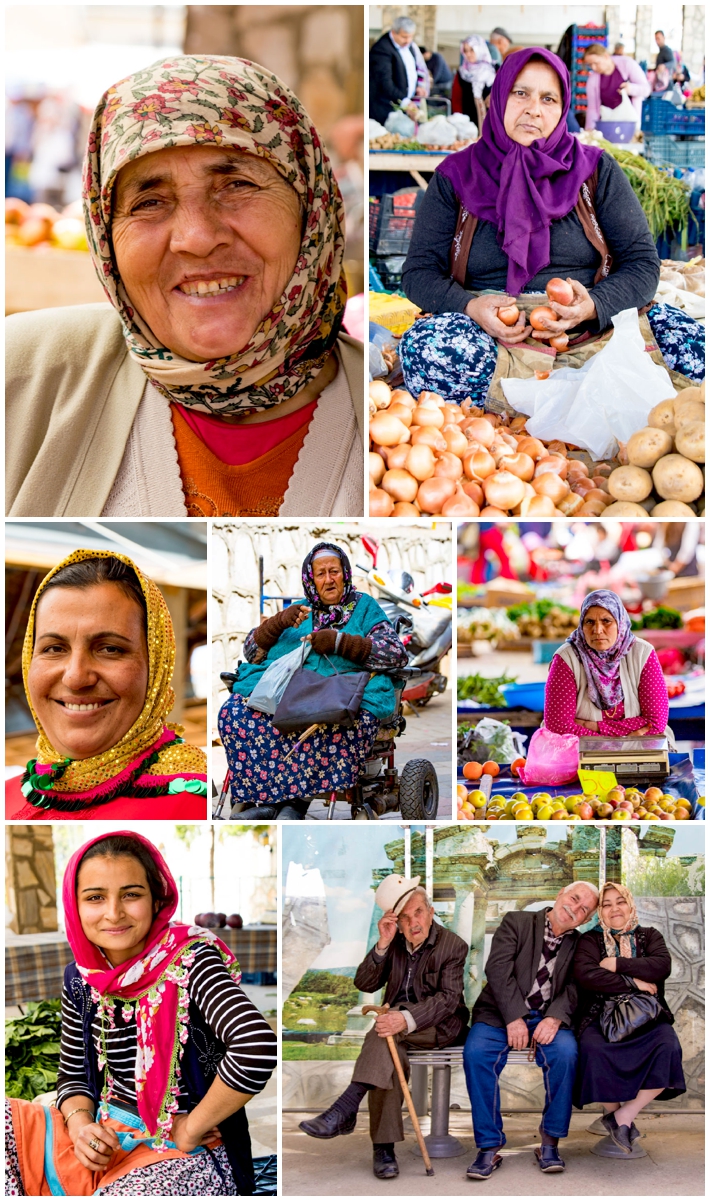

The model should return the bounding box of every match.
[354,919,469,1045]
[63,963,256,1195]
[401,154,660,333]
[427,52,453,89]
[573,925,674,1037]
[370,32,417,126]
[470,908,579,1030]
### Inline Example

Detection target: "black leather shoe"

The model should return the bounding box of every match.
[233,803,278,819]
[466,1149,503,1180]
[601,1111,632,1153]
[373,1147,399,1179]
[535,1145,565,1172]
[299,1106,356,1139]
[276,802,309,820]
[630,1122,641,1143]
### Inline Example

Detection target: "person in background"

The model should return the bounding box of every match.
[654,31,674,69]
[613,42,626,56]
[490,27,515,61]
[654,522,702,578]
[583,42,651,128]
[369,16,425,127]
[452,34,496,128]
[420,46,454,96]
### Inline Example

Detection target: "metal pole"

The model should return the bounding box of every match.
[425,824,434,901]
[259,556,264,617]
[404,825,411,878]
[598,826,607,889]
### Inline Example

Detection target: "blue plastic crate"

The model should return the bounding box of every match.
[644,134,706,169]
[642,101,705,136]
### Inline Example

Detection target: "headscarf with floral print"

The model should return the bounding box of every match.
[597,881,640,959]
[83,55,347,416]
[301,542,361,631]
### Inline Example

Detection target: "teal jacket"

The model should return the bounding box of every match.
[233,593,398,719]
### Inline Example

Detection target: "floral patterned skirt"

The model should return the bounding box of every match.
[399,302,705,405]
[218,693,381,805]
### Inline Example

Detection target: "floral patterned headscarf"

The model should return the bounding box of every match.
[83,55,347,415]
[63,832,240,1142]
[20,550,205,809]
[301,542,360,630]
[597,881,640,959]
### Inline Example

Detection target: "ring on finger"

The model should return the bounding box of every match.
[89,1137,102,1152]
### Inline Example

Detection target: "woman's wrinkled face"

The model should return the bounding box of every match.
[504,61,564,145]
[582,605,619,652]
[112,144,302,362]
[462,44,477,63]
[601,887,631,929]
[28,583,149,760]
[312,555,345,605]
[77,855,157,966]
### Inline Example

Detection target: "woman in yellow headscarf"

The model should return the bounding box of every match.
[5,551,207,820]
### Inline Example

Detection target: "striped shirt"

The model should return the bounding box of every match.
[56,943,276,1111]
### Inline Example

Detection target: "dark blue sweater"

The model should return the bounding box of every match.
[402,152,660,332]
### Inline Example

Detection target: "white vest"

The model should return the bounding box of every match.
[554,639,675,746]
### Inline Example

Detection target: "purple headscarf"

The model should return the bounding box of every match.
[437,47,603,294]
[566,589,636,711]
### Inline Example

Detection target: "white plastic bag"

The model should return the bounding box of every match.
[600,91,638,123]
[247,642,311,716]
[417,115,458,145]
[448,112,478,137]
[385,110,416,137]
[369,119,389,140]
[502,308,677,460]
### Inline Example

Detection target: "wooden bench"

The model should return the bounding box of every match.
[408,1045,543,1158]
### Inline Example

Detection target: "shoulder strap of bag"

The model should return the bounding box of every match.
[450,204,478,285]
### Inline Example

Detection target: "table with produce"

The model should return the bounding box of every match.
[5,196,103,314]
[456,585,705,824]
[368,130,705,520]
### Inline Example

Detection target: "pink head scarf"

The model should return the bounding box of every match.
[64,832,239,1141]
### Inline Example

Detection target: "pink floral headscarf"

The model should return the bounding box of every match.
[83,55,347,416]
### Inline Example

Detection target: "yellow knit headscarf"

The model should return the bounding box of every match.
[22,549,190,793]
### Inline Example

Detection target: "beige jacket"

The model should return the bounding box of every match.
[6,303,364,517]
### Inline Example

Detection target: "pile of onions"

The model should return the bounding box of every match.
[369,382,618,518]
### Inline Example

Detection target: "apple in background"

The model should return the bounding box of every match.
[618,800,635,813]
[611,809,631,821]
[597,803,614,818]
[574,802,594,820]
[607,788,626,806]
[645,787,664,804]
[227,913,243,929]
[659,812,674,820]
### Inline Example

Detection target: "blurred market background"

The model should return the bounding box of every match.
[368,4,704,348]
[5,821,277,1155]
[6,4,364,332]
[457,520,704,802]
[5,520,208,775]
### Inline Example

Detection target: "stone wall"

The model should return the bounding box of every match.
[681,6,705,76]
[380,5,438,49]
[6,826,58,934]
[184,6,363,143]
[211,521,452,715]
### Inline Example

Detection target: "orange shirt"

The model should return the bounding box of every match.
[171,403,313,516]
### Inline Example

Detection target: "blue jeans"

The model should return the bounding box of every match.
[463,1015,578,1149]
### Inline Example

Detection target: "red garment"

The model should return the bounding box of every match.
[175,400,317,465]
[544,652,669,738]
[470,527,516,584]
[4,774,206,820]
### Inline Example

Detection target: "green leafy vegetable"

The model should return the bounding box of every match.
[457,671,516,707]
[5,1000,62,1100]
[640,605,683,630]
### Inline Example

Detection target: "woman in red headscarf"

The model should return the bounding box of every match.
[6,832,276,1196]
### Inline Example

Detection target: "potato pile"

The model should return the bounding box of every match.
[369,379,705,518]
[611,382,705,517]
[5,197,88,251]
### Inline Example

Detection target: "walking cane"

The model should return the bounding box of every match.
[362,1003,434,1176]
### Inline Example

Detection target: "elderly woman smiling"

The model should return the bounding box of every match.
[7,56,363,518]
[399,47,704,403]
[5,551,207,820]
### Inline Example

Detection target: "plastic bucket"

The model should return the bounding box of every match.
[596,120,637,143]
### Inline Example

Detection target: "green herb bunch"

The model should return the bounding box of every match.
[5,999,62,1099]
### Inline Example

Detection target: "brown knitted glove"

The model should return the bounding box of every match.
[309,629,338,656]
[336,632,373,665]
[252,605,308,651]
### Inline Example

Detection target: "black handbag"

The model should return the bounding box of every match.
[272,648,370,734]
[599,975,662,1043]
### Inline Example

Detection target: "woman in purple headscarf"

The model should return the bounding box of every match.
[399,48,705,403]
[544,589,670,740]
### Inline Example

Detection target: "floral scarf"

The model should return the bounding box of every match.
[459,36,496,98]
[20,550,206,810]
[83,54,346,415]
[597,881,640,959]
[301,541,361,631]
[63,832,240,1143]
[566,588,636,712]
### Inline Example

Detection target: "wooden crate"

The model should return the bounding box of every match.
[6,245,105,314]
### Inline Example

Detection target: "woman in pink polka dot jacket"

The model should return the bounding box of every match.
[544,590,670,740]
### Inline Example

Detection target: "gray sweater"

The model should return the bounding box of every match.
[402,152,660,333]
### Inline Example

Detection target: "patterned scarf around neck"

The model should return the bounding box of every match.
[301,541,360,631]
[566,588,636,712]
[597,881,640,959]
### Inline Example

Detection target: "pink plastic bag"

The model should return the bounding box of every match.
[519,727,579,787]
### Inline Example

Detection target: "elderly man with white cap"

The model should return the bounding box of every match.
[300,873,469,1179]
